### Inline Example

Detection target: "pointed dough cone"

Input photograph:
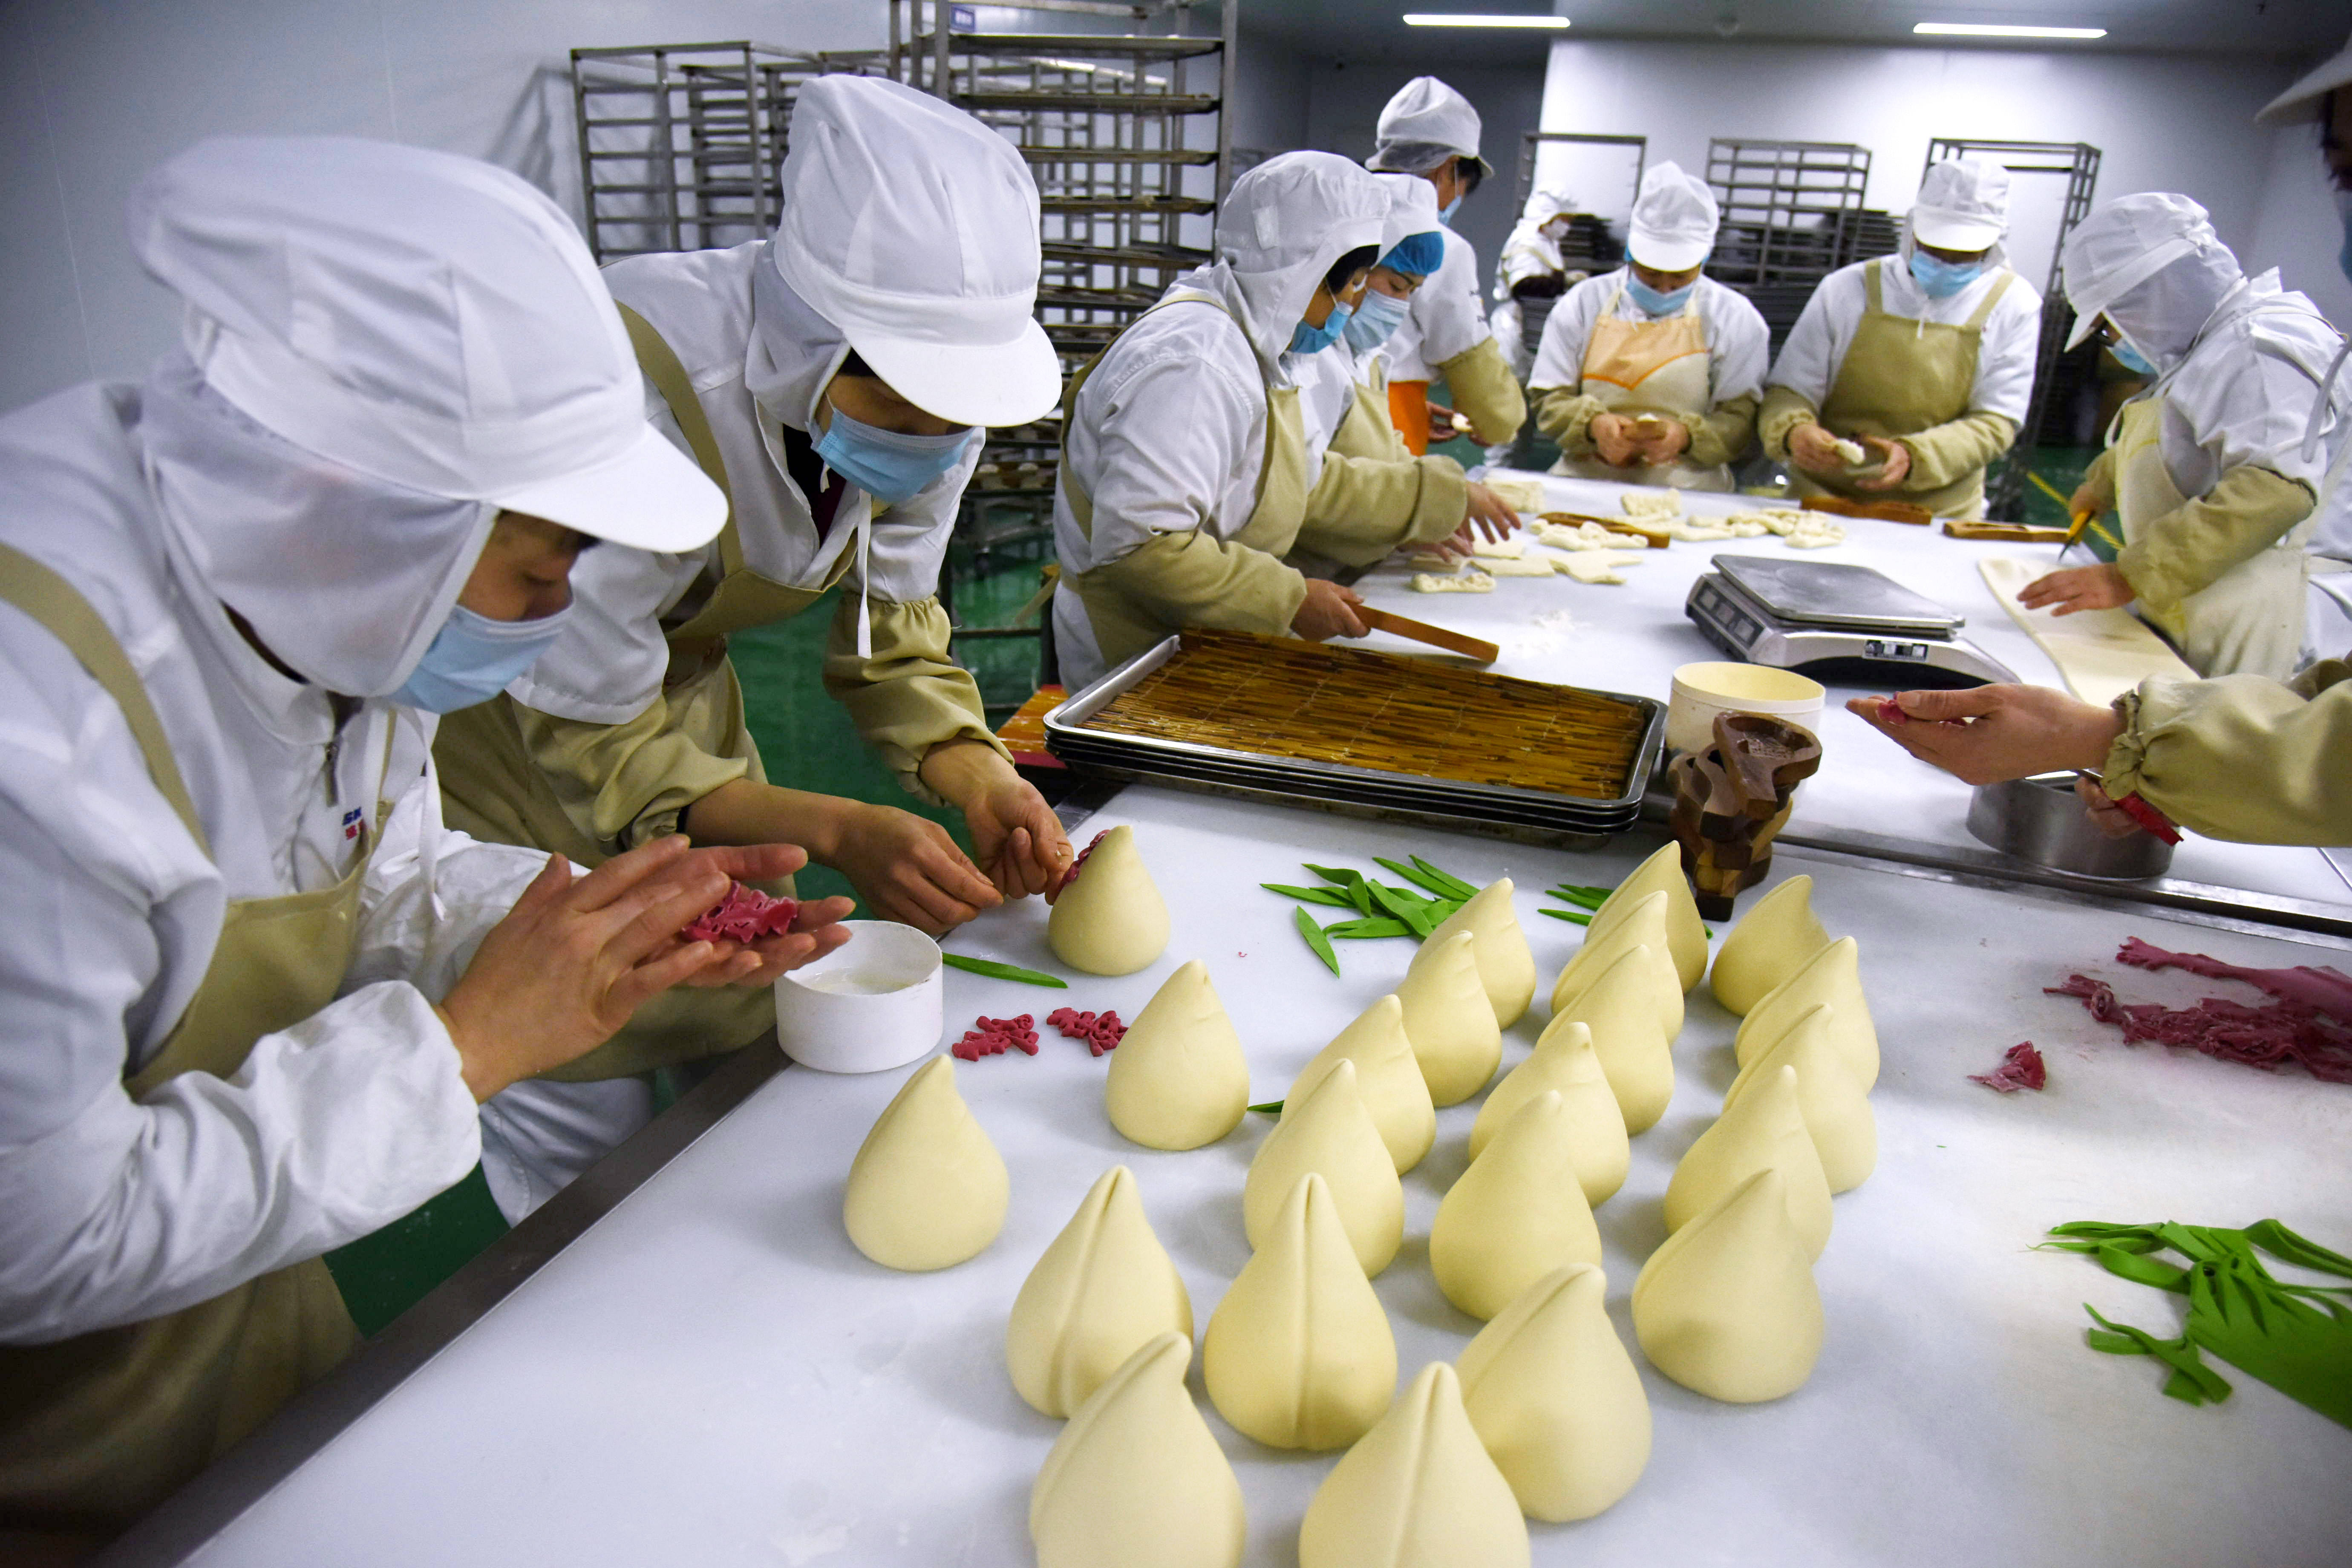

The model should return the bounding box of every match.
[1419,879,1536,1027]
[1430,1092,1604,1320]
[1632,1169,1822,1403]
[1246,1060,1403,1276]
[1204,1173,1398,1450]
[1106,960,1250,1150]
[1396,931,1504,1107]
[1458,1264,1652,1522]
[1733,936,1878,1089]
[1297,1362,1530,1568]
[842,1056,1009,1271]
[1030,1332,1247,1568]
[1662,1065,1832,1260]
[1709,875,1833,1016]
[1286,994,1436,1173]
[1549,891,1684,1038]
[1467,1018,1629,1202]
[1548,948,1675,1135]
[1048,824,1170,976]
[1726,1004,1876,1193]
[1583,843,1708,992]
[1007,1166,1196,1418]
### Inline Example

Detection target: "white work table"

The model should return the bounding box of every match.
[132,787,2352,1568]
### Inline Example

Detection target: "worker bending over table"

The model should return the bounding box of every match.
[1761,159,2044,519]
[1529,161,1769,493]
[1490,184,1581,379]
[0,138,847,1548]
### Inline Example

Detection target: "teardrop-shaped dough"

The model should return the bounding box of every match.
[1007,1166,1196,1418]
[1548,948,1675,1135]
[1708,875,1833,1016]
[1632,1169,1822,1403]
[1246,1060,1403,1276]
[1286,994,1436,1173]
[1549,891,1684,1038]
[1457,1263,1651,1522]
[1297,1362,1530,1568]
[1031,1332,1247,1568]
[1733,936,1878,1089]
[1204,1173,1398,1450]
[1396,931,1503,1107]
[1430,1092,1604,1320]
[1662,1065,1832,1259]
[1583,843,1708,992]
[1725,1004,1876,1192]
[1419,879,1536,1027]
[1048,824,1171,976]
[1468,1018,1629,1205]
[842,1055,1009,1271]
[1106,959,1250,1150]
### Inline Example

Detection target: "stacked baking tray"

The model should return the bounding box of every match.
[1043,631,1664,839]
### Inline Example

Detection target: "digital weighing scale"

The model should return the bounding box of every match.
[1685,553,2021,687]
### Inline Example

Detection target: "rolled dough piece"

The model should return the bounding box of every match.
[1007,1165,1196,1418]
[1661,1064,1833,1260]
[1297,1362,1530,1568]
[1470,535,1526,559]
[1412,569,1496,593]
[1245,1060,1404,1276]
[1483,477,1546,513]
[1419,878,1537,1027]
[1549,890,1685,1037]
[1531,519,1629,551]
[842,1055,1009,1271]
[1431,1090,1605,1320]
[1203,1172,1397,1450]
[1733,936,1878,1088]
[1830,436,1868,466]
[1030,1332,1247,1568]
[1048,824,1171,976]
[1286,994,1437,1173]
[1457,1263,1651,1522]
[1548,947,1675,1134]
[1478,555,1559,577]
[1406,551,1456,572]
[1728,509,1801,534]
[1786,519,1847,549]
[1632,1168,1823,1402]
[1977,555,2198,705]
[1106,959,1250,1150]
[1583,842,1709,991]
[1395,931,1504,1107]
[1467,1017,1629,1203]
[1556,551,1646,585]
[1619,488,1684,519]
[1709,874,1833,1016]
[1725,1003,1876,1192]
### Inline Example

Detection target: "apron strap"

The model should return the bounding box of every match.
[1864,258,1884,315]
[0,542,210,856]
[617,303,744,576]
[1963,269,2016,331]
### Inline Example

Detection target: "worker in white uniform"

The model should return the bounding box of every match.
[2015,194,2344,679]
[1529,161,1770,493]
[1761,159,2045,519]
[0,138,849,1545]
[1491,184,1582,379]
[436,77,1071,957]
[1364,76,1527,456]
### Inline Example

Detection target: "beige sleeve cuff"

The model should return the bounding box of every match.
[1436,338,1527,446]
[1686,393,1760,470]
[2102,669,2352,845]
[1296,453,1470,566]
[513,696,751,853]
[820,594,1005,806]
[1090,529,1310,640]
[1894,411,2016,492]
[1536,388,1604,457]
[2114,464,2315,609]
[1758,386,1819,461]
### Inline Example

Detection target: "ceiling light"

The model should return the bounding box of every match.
[1913,22,2107,40]
[1402,14,1571,29]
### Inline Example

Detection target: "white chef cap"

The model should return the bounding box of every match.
[1368,76,1494,179]
[1627,161,1720,272]
[2060,192,2239,357]
[1911,159,2011,254]
[2258,27,2352,123]
[1214,152,1388,367]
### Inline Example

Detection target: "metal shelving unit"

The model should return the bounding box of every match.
[1704,139,1897,356]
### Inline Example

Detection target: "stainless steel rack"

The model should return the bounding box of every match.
[1704,139,1897,355]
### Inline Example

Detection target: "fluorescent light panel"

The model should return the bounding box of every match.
[1403,13,1571,28]
[1913,22,2107,40]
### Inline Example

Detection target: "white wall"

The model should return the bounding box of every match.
[1231,27,1312,164]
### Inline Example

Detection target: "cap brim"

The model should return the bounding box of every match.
[850,318,1065,429]
[489,421,728,553]
[1628,234,1712,271]
[2064,309,2106,351]
[1911,213,2005,252]
[2257,45,2352,122]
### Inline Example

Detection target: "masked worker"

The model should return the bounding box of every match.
[1364,76,1527,455]
[1528,161,1770,492]
[1492,184,1582,378]
[2014,194,2345,679]
[0,137,849,1545]
[435,77,1072,949]
[1761,159,2045,519]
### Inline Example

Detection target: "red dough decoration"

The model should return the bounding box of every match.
[2047,938,2352,1084]
[953,1014,1040,1061]
[1048,1006,1126,1057]
[1970,1042,2047,1093]
[683,882,801,943]
[1055,829,1110,895]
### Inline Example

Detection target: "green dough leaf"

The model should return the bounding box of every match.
[1537,907,1594,925]
[1368,883,1442,937]
[1295,905,1341,975]
[1248,1099,1284,1115]
[1323,917,1414,940]
[939,954,1069,988]
[1410,856,1481,901]
[1263,882,1358,908]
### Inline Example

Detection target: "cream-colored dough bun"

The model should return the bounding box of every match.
[1582,843,1709,992]
[1245,1060,1403,1276]
[1419,879,1537,1027]
[1708,874,1833,1016]
[1105,959,1250,1150]
[1632,1169,1823,1402]
[1468,1018,1629,1204]
[1297,1362,1530,1568]
[1048,824,1171,976]
[1285,994,1436,1173]
[1430,1092,1605,1320]
[1547,948,1676,1134]
[1457,1263,1651,1522]
[1395,931,1504,1107]
[1007,1166,1195,1418]
[1662,1064,1832,1259]
[1734,935,1879,1088]
[1549,891,1685,1038]
[842,1055,1009,1271]
[1726,1004,1876,1192]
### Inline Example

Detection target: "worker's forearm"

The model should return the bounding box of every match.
[1435,338,1526,444]
[678,776,863,862]
[1685,393,1759,470]
[1896,411,2016,491]
[2115,464,2314,608]
[917,737,1021,816]
[2104,669,2352,845]
[1757,386,1819,461]
[1088,528,1308,638]
[1536,388,1603,456]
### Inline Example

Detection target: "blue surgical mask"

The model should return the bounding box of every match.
[1439,196,1463,226]
[2109,336,2156,376]
[812,405,975,506]
[389,602,572,713]
[1342,289,1410,354]
[1290,301,1354,356]
[1626,276,1695,317]
[1908,249,1983,299]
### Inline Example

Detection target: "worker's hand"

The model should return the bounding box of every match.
[2069,473,2114,518]
[1786,422,1846,475]
[1429,521,1480,562]
[667,844,855,991]
[1632,417,1692,466]
[920,741,1075,901]
[1853,436,1913,491]
[1844,685,2124,785]
[1461,481,1522,542]
[2072,775,2149,840]
[2019,562,2134,616]
[1427,401,1463,445]
[1590,412,1641,467]
[1293,579,1369,643]
[826,802,1004,936]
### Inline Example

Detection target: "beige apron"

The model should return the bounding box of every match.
[1551,283,1730,492]
[2116,396,2312,679]
[1800,258,2015,519]
[1059,289,1316,672]
[0,545,381,1534]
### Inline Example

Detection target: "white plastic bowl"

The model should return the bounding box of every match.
[1667,661,1826,756]
[774,920,944,1074]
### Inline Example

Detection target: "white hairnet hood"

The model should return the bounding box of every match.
[1374,171,1443,254]
[771,76,1059,429]
[1628,161,1719,271]
[1910,159,2010,254]
[2259,26,2352,122]
[1206,152,1387,369]
[2061,193,2240,362]
[1369,76,1494,178]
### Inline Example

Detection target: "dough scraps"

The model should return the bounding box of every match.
[1784,519,1848,549]
[1480,556,1560,577]
[1471,535,1526,559]
[2048,937,2352,1082]
[1413,570,1496,593]
[684,882,800,942]
[1557,551,1648,585]
[1531,519,1633,552]
[1727,508,1803,536]
[1662,516,1770,542]
[954,1013,1041,1060]
[1483,477,1546,513]
[1619,489,1685,519]
[1970,1042,2047,1093]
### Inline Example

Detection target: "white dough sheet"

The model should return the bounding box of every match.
[189,789,2352,1568]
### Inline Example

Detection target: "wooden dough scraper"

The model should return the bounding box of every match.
[1358,607,1499,664]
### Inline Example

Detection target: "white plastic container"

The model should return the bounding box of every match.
[1667,661,1825,756]
[774,920,944,1073]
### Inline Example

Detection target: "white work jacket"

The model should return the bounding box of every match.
[1386,226,1493,383]
[1767,254,2045,426]
[1528,270,1772,402]
[2131,270,2345,501]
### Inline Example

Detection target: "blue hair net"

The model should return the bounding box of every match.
[1378,230,1445,278]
